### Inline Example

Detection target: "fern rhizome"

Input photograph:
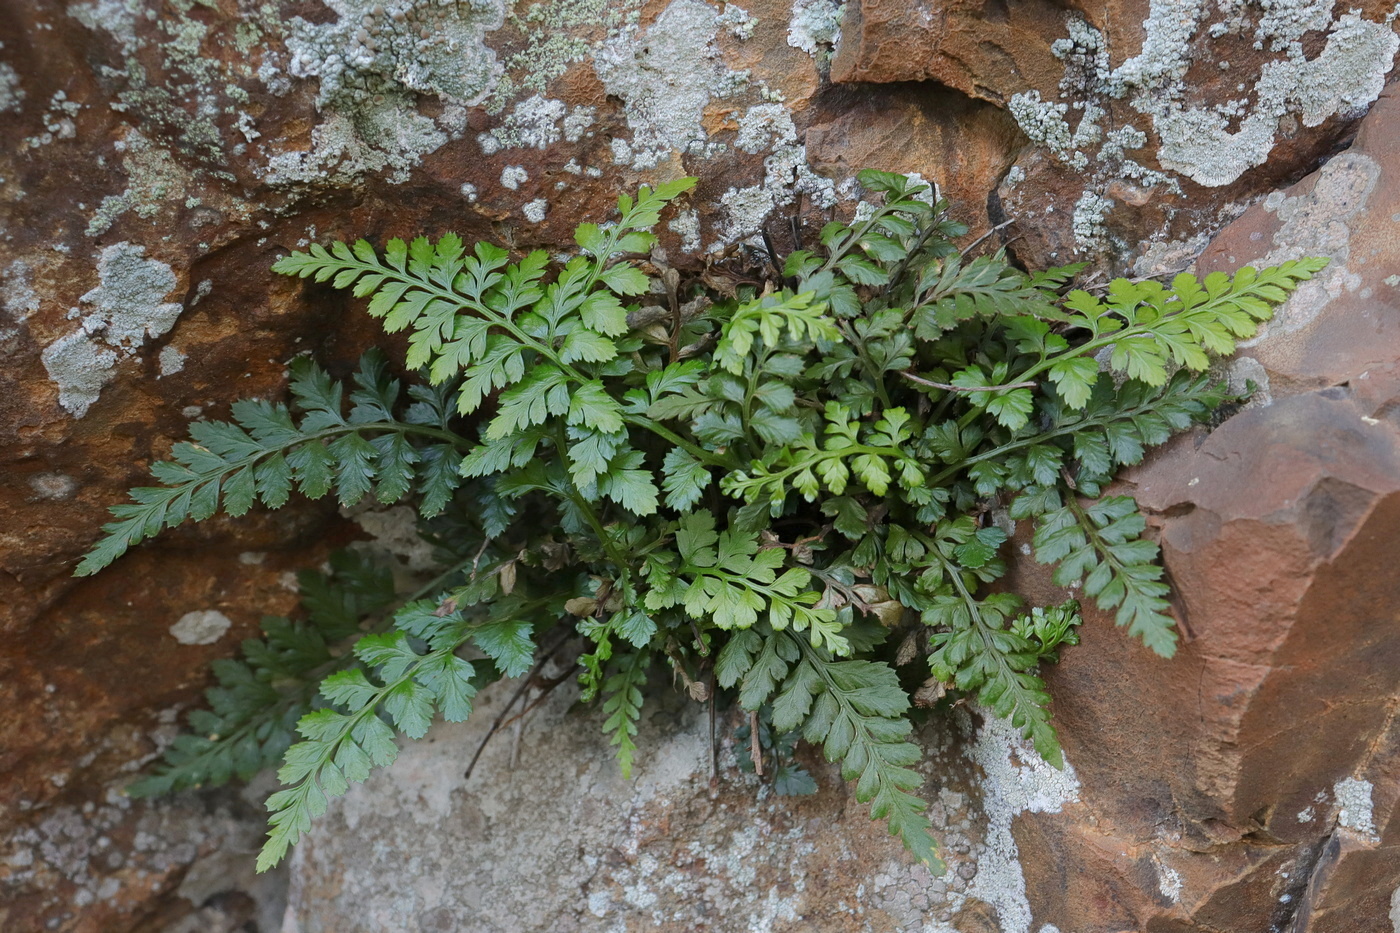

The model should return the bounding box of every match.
[78,173,1325,873]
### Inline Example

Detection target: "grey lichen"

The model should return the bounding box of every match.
[479,95,567,152]
[1240,150,1378,343]
[158,344,187,376]
[477,96,597,154]
[1015,3,1400,190]
[1153,12,1398,186]
[0,58,24,114]
[594,0,750,170]
[41,334,119,420]
[169,609,233,646]
[272,0,506,186]
[2,259,39,320]
[284,0,502,111]
[712,104,836,251]
[79,242,182,348]
[42,243,183,418]
[87,129,190,237]
[74,0,507,195]
[951,710,1080,933]
[23,90,82,149]
[1333,776,1378,842]
[788,0,844,59]
[1070,191,1115,251]
[488,0,642,112]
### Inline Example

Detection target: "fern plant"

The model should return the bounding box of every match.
[79,172,1325,874]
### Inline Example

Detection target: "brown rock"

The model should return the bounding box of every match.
[830,0,1066,104]
[804,83,1024,236]
[1013,85,1400,933]
[2,0,1398,929]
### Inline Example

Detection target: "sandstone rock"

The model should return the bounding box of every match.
[991,0,1400,270]
[282,676,1082,933]
[1011,85,1400,932]
[1,0,1398,929]
[830,0,1066,101]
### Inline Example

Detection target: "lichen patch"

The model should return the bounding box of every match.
[169,609,233,646]
[42,243,182,418]
[593,0,751,170]
[1015,3,1400,192]
[1333,776,1378,842]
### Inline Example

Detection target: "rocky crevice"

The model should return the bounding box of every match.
[1,1,1398,931]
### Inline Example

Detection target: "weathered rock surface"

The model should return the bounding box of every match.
[284,677,1080,933]
[1010,85,1400,932]
[0,0,1398,930]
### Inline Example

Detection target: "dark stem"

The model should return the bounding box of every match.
[463,626,574,781]
[749,709,764,778]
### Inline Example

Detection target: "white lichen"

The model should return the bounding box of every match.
[718,4,756,40]
[523,198,549,223]
[735,103,795,154]
[43,243,183,418]
[501,165,528,190]
[0,60,24,113]
[788,0,843,58]
[80,243,182,347]
[29,473,78,500]
[479,94,567,152]
[23,89,81,149]
[1240,151,1377,344]
[562,105,596,142]
[594,0,750,170]
[488,0,643,110]
[1154,857,1184,902]
[1334,776,1378,842]
[711,105,835,251]
[1154,13,1398,186]
[169,609,232,646]
[957,711,1081,933]
[1071,190,1116,250]
[87,129,191,237]
[158,344,186,376]
[1018,4,1400,189]
[266,0,505,186]
[668,208,702,252]
[69,0,142,50]
[42,333,119,419]
[2,259,39,320]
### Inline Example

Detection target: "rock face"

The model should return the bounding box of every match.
[283,677,1081,933]
[0,0,1398,930]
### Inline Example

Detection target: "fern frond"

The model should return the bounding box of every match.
[602,650,648,778]
[911,253,1063,338]
[257,600,540,872]
[1022,490,1177,657]
[1053,257,1328,391]
[83,170,1331,879]
[722,629,942,873]
[77,354,470,575]
[129,553,396,797]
